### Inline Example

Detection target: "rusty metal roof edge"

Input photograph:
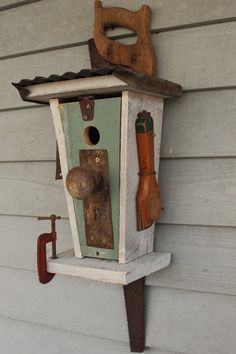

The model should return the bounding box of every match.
[113,67,182,98]
[12,67,182,104]
[12,68,117,88]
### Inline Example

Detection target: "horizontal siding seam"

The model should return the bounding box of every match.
[152,16,236,34]
[0,313,130,347]
[160,156,236,161]
[2,86,236,114]
[145,280,236,297]
[0,0,42,12]
[2,314,189,354]
[1,263,236,297]
[0,41,88,61]
[145,283,236,297]
[156,222,236,230]
[0,104,46,113]
[0,213,69,220]
[1,213,236,231]
[183,85,236,93]
[0,264,36,273]
[2,86,236,113]
[0,156,235,164]
[0,159,56,163]
[1,17,236,61]
[158,221,236,229]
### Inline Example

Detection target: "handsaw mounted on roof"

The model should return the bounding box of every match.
[12,1,182,104]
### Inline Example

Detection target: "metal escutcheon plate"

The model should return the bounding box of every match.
[80,149,114,249]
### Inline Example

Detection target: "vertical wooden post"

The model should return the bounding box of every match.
[123,277,145,352]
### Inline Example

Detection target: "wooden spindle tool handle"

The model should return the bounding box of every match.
[135,111,162,231]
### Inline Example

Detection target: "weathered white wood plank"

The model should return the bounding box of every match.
[0,316,185,354]
[26,76,128,103]
[2,88,236,162]
[0,215,72,270]
[159,157,236,227]
[50,99,82,258]
[1,0,236,57]
[1,267,236,354]
[0,161,67,217]
[119,91,163,263]
[148,224,236,295]
[6,22,236,110]
[161,89,236,158]
[48,249,170,285]
[0,106,55,161]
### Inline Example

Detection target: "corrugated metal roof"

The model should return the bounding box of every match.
[12,67,117,88]
[12,66,182,104]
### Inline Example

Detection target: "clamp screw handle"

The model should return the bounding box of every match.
[37,214,61,221]
[37,215,61,234]
[37,214,61,259]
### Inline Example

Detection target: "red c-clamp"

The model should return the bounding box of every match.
[37,215,61,284]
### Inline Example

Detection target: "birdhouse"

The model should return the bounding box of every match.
[14,67,181,266]
[13,2,182,352]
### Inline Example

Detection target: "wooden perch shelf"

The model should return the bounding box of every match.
[48,250,171,285]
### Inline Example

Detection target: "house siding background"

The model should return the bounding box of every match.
[0,1,236,353]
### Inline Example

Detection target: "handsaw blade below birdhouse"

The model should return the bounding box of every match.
[91,0,156,76]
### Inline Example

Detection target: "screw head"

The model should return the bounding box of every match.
[95,157,100,163]
[86,104,92,110]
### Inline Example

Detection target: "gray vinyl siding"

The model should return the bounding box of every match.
[0,1,236,353]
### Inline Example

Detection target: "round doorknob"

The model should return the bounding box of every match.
[66,167,95,200]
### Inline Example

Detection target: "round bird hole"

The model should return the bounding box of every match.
[83,126,100,146]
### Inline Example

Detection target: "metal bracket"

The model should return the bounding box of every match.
[80,149,114,249]
[79,96,95,121]
[124,277,145,352]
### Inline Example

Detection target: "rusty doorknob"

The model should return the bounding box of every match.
[66,166,99,199]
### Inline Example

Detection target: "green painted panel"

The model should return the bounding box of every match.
[60,98,121,260]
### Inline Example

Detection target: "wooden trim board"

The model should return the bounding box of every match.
[50,98,82,258]
[48,250,171,285]
[24,76,126,103]
[119,91,164,263]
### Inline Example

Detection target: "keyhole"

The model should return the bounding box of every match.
[94,208,99,220]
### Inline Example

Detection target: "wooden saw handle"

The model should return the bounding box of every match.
[135,111,162,231]
[94,0,156,76]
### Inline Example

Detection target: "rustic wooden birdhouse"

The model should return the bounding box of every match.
[14,68,181,266]
[51,69,182,265]
[13,1,182,352]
